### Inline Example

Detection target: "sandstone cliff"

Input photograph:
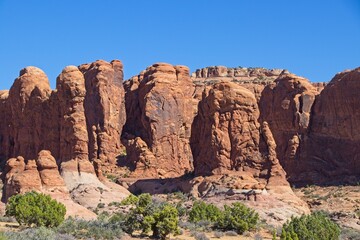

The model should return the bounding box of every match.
[2,59,360,223]
[0,60,130,218]
[0,61,126,184]
[296,67,360,184]
[123,63,197,178]
[259,73,319,178]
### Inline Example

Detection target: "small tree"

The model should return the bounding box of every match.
[281,212,340,240]
[215,202,259,234]
[122,193,180,239]
[6,191,66,227]
[144,204,180,239]
[189,201,222,223]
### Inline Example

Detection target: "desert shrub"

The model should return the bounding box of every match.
[0,232,6,240]
[189,201,222,223]
[4,226,75,240]
[175,202,187,217]
[0,216,16,223]
[121,193,180,239]
[120,194,139,206]
[254,233,263,240]
[340,227,360,240]
[56,217,123,240]
[108,212,126,224]
[178,221,197,231]
[213,231,224,238]
[192,232,210,240]
[6,191,66,227]
[280,212,340,240]
[224,230,238,236]
[144,204,180,239]
[215,202,259,234]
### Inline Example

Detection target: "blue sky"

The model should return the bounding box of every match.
[0,0,359,90]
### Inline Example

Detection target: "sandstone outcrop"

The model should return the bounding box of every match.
[123,63,197,178]
[259,73,319,178]
[4,150,130,219]
[80,60,126,167]
[4,150,67,200]
[0,60,130,219]
[192,66,288,101]
[190,81,289,189]
[0,60,126,189]
[4,150,98,219]
[297,68,360,184]
[7,67,52,160]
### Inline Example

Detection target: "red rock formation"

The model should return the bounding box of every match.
[7,67,52,160]
[190,81,288,188]
[3,150,101,219]
[0,60,126,188]
[259,73,319,178]
[0,90,9,161]
[80,60,126,166]
[4,151,67,200]
[123,63,197,178]
[297,68,360,184]
[191,81,261,175]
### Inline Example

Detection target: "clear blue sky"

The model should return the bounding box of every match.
[0,0,359,90]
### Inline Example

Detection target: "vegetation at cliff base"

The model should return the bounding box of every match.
[121,193,180,239]
[189,201,259,234]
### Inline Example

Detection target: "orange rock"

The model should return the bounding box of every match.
[123,63,197,178]
[259,73,319,179]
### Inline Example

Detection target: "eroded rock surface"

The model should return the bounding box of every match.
[190,81,288,188]
[0,60,126,189]
[297,68,360,184]
[123,63,197,178]
[4,150,129,219]
[259,73,319,178]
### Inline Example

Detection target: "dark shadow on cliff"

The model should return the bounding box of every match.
[119,172,195,195]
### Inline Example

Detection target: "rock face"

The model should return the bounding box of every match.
[123,63,197,178]
[80,60,126,167]
[297,68,360,184]
[190,81,288,189]
[0,90,9,161]
[4,150,100,219]
[4,150,67,200]
[0,60,130,211]
[7,67,52,160]
[259,73,319,178]
[0,60,126,187]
